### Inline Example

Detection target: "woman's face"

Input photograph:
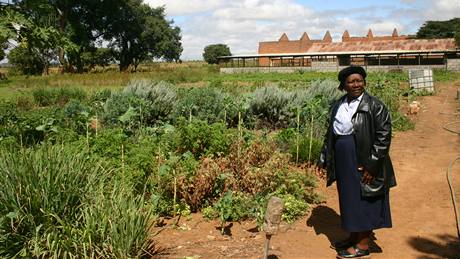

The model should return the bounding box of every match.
[344,73,365,99]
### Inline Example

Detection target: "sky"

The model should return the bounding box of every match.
[145,0,460,60]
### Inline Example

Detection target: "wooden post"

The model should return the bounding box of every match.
[263,196,284,259]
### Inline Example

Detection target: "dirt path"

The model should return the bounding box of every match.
[155,80,460,259]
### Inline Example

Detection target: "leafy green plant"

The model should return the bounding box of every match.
[214,191,251,234]
[175,118,234,159]
[280,194,309,223]
[32,87,87,106]
[202,206,217,220]
[174,87,237,124]
[103,91,144,126]
[63,99,90,135]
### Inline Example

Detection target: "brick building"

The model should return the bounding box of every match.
[219,29,460,73]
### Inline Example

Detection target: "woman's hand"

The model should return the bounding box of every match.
[358,167,374,184]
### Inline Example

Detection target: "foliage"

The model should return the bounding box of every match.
[80,48,116,71]
[102,91,144,127]
[416,18,460,39]
[280,194,309,223]
[174,87,238,125]
[276,128,323,163]
[214,191,251,234]
[103,80,177,127]
[202,206,217,220]
[249,86,294,128]
[7,46,45,75]
[2,5,75,75]
[0,144,155,257]
[32,87,87,106]
[3,0,181,73]
[203,44,231,64]
[102,3,182,71]
[455,31,460,47]
[124,80,177,124]
[0,105,65,146]
[175,119,234,159]
[63,99,90,134]
[178,157,219,212]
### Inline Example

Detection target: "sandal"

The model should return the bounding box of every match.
[330,240,355,250]
[336,245,370,258]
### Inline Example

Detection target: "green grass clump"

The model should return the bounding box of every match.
[32,87,87,106]
[0,144,155,258]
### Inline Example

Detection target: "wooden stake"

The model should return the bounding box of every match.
[264,234,272,259]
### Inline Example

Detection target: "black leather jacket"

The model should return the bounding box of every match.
[318,91,396,197]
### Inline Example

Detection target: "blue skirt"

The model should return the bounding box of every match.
[334,135,392,232]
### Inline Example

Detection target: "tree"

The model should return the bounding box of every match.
[203,44,231,64]
[455,31,460,47]
[3,0,182,74]
[416,18,460,39]
[80,48,115,71]
[1,2,76,75]
[8,45,44,75]
[102,1,182,71]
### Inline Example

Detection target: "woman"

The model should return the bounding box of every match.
[317,65,396,258]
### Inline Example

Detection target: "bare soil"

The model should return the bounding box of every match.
[153,80,460,259]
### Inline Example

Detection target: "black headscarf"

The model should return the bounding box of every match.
[338,65,367,90]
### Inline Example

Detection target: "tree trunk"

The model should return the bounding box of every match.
[57,7,68,74]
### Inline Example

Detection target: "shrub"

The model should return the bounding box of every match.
[64,99,91,134]
[103,80,177,127]
[174,87,237,125]
[175,119,234,159]
[248,86,293,128]
[123,80,177,125]
[280,194,309,223]
[32,87,87,107]
[178,157,220,211]
[214,191,251,233]
[103,91,144,126]
[8,46,44,75]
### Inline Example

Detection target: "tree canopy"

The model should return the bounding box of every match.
[203,44,231,64]
[416,18,460,46]
[0,0,182,74]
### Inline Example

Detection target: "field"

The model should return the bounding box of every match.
[0,62,459,257]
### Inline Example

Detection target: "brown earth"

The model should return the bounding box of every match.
[154,80,460,259]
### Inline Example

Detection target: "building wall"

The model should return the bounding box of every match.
[447,59,460,71]
[220,63,449,74]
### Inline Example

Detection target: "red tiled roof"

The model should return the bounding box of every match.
[306,38,456,53]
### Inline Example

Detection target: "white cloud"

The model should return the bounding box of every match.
[144,0,227,16]
[213,0,312,21]
[368,21,404,35]
[424,0,460,20]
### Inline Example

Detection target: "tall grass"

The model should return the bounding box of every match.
[0,144,155,258]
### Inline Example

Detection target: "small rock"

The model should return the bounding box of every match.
[408,101,421,115]
[221,246,228,252]
[177,245,183,249]
[206,235,216,240]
